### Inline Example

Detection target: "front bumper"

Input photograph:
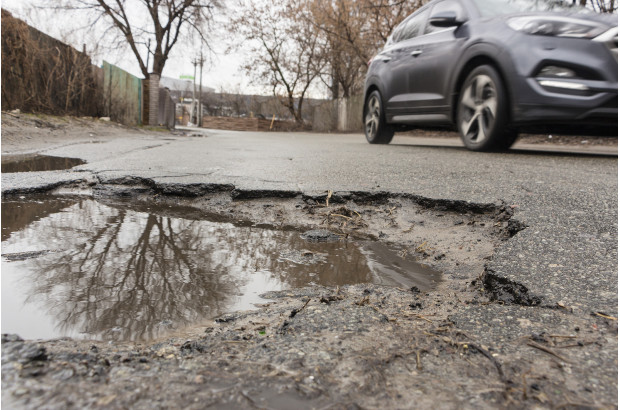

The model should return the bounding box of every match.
[504,28,618,127]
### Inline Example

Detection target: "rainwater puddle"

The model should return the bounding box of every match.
[1,197,441,342]
[1,155,86,173]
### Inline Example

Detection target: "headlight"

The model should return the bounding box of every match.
[508,16,607,39]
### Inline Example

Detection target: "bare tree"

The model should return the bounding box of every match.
[588,0,617,12]
[232,0,328,124]
[46,0,221,79]
[305,0,425,98]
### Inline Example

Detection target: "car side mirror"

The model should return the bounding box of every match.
[429,11,465,27]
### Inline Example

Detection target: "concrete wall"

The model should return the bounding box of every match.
[158,87,175,129]
[312,95,364,133]
[312,100,337,132]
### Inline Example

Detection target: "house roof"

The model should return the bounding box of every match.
[160,76,215,93]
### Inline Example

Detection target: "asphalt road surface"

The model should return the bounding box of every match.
[2,126,618,406]
[3,129,617,310]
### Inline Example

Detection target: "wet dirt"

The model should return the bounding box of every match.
[1,197,441,342]
[1,184,517,408]
[1,155,86,173]
[2,189,616,410]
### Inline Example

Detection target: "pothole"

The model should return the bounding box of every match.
[1,196,442,342]
[1,154,86,173]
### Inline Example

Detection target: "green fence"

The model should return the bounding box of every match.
[102,61,142,125]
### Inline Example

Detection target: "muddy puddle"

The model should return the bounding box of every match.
[1,155,86,173]
[1,197,441,342]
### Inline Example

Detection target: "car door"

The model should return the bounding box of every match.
[406,0,469,121]
[382,7,431,120]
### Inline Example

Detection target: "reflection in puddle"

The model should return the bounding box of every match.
[1,198,441,342]
[1,155,86,173]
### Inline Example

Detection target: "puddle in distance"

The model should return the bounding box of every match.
[1,155,86,173]
[1,197,441,342]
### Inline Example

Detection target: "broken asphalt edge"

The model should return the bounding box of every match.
[1,175,542,307]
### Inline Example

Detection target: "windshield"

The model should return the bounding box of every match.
[471,0,587,16]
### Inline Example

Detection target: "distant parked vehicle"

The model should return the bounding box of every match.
[364,0,618,151]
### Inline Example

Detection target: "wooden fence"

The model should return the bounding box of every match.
[1,9,100,116]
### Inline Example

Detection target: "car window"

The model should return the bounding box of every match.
[425,0,467,34]
[471,0,586,16]
[394,8,431,43]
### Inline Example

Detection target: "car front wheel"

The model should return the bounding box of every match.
[457,65,517,151]
[364,90,394,144]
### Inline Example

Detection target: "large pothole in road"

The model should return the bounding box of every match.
[1,185,518,343]
[1,196,446,342]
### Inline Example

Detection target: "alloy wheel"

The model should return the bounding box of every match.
[365,94,381,140]
[459,74,498,145]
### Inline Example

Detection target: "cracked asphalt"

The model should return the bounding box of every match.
[1,121,618,407]
[3,128,617,311]
[3,126,617,311]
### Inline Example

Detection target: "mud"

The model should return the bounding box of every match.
[1,181,534,408]
[483,270,542,307]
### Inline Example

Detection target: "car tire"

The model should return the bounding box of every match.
[457,65,517,152]
[364,90,394,144]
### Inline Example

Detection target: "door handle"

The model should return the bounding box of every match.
[411,50,423,57]
[380,57,391,62]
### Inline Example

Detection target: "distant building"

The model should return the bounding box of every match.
[160,76,214,125]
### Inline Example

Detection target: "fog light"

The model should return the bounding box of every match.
[538,79,589,91]
[538,66,577,78]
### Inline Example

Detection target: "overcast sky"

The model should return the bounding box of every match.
[1,0,260,94]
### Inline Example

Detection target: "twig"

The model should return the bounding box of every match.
[468,343,506,382]
[330,213,353,220]
[527,342,572,363]
[557,341,596,349]
[594,312,618,320]
[289,298,311,318]
[355,295,370,306]
[548,335,577,339]
[415,350,424,371]
[416,241,428,252]
[408,314,433,323]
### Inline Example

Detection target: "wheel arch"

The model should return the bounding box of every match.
[363,83,382,115]
[450,50,514,125]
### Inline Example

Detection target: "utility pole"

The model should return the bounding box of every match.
[199,51,204,127]
[191,59,198,125]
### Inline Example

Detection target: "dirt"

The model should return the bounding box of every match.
[1,112,167,155]
[1,113,618,409]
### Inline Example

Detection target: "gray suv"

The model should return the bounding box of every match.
[363,0,618,151]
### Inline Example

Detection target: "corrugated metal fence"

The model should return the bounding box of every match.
[102,61,142,126]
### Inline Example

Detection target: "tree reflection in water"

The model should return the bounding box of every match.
[25,200,245,341]
[2,199,375,342]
